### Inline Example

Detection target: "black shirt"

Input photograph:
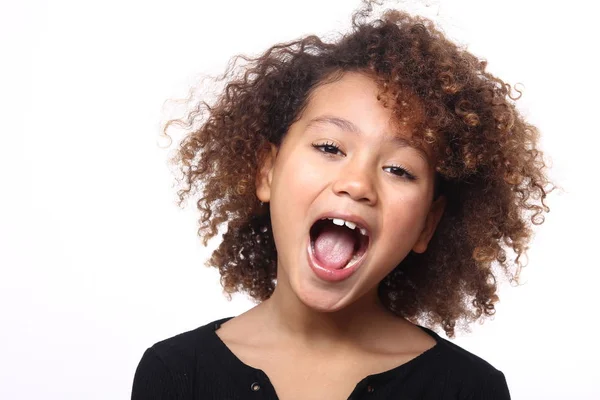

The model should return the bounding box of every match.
[131,316,511,399]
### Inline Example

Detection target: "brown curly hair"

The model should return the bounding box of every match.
[163,1,552,337]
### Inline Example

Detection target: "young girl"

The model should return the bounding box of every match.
[132,2,550,399]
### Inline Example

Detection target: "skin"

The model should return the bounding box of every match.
[218,71,446,369]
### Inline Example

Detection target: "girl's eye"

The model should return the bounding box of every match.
[312,142,343,156]
[384,165,417,181]
[312,142,417,181]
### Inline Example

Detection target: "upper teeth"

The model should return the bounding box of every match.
[325,217,368,236]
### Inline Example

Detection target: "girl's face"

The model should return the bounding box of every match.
[256,71,445,312]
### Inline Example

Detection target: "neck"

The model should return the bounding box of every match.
[257,267,399,351]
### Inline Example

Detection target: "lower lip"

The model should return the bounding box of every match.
[307,239,366,282]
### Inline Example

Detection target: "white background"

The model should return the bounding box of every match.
[1,0,599,398]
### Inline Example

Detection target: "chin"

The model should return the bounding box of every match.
[292,280,355,313]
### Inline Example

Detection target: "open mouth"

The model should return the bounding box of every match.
[308,218,370,271]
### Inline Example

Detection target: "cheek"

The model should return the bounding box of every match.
[269,154,320,239]
[381,192,429,240]
[275,151,323,199]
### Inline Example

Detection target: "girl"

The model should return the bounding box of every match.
[132,1,551,399]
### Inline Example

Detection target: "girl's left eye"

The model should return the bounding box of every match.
[384,165,417,181]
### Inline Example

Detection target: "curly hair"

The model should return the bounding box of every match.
[163,1,552,337]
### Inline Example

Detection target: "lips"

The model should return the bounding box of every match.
[306,213,372,282]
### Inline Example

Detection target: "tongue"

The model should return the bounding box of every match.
[313,224,356,270]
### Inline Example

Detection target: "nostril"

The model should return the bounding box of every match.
[332,173,377,204]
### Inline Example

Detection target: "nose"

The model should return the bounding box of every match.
[331,158,378,206]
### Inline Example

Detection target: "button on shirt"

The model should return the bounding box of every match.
[132,317,511,399]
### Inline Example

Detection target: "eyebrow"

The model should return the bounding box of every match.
[306,115,431,165]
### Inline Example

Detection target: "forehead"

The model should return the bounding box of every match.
[301,72,433,164]
[304,72,392,125]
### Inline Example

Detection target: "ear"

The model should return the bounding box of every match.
[412,195,446,254]
[255,143,278,203]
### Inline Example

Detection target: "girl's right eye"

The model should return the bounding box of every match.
[312,141,344,156]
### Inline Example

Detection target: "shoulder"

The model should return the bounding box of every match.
[150,317,229,363]
[131,317,233,399]
[418,326,499,372]
[418,327,511,399]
